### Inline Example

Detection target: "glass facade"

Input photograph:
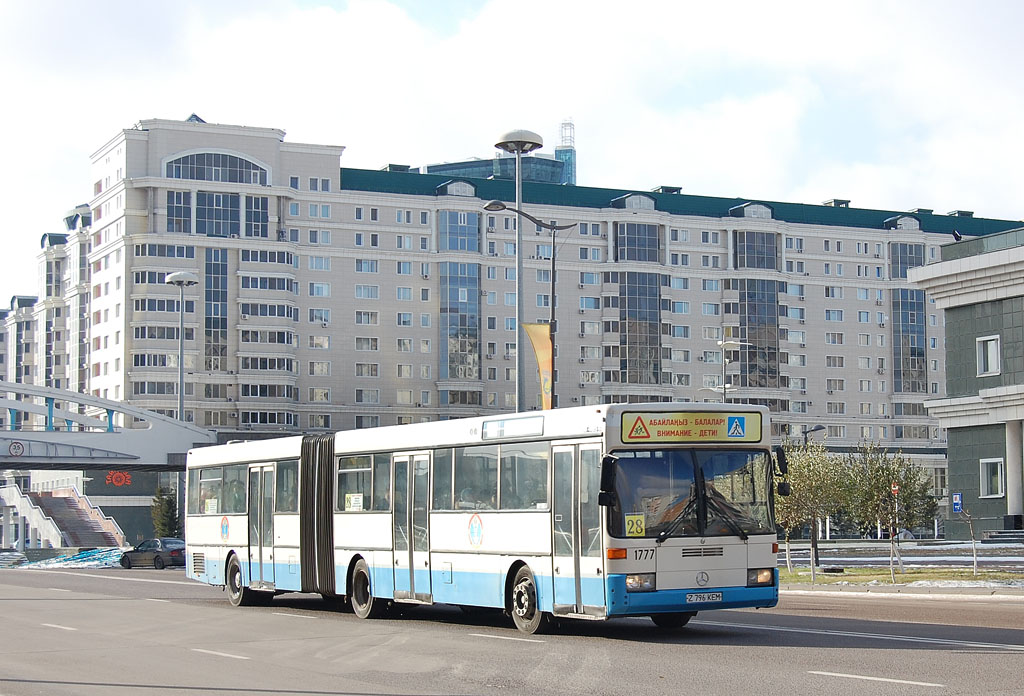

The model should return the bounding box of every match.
[731,279,783,388]
[440,262,481,381]
[890,242,924,279]
[166,152,267,186]
[893,288,927,393]
[614,223,660,262]
[439,211,480,252]
[734,231,778,270]
[205,248,228,372]
[196,192,240,237]
[618,272,662,384]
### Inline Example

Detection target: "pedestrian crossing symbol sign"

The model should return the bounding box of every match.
[727,417,745,438]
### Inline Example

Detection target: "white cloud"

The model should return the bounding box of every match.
[2,0,1024,301]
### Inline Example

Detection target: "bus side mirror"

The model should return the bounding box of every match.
[777,481,791,497]
[598,491,616,507]
[599,454,618,493]
[774,446,788,476]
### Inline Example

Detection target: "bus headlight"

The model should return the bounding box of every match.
[747,568,774,587]
[625,573,656,592]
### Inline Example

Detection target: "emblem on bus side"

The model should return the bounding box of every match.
[468,513,483,548]
[220,516,229,541]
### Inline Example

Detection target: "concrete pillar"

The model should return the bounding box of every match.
[1006,420,1024,526]
[29,525,39,548]
[1,506,10,547]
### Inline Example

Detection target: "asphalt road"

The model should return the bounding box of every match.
[2,567,1023,695]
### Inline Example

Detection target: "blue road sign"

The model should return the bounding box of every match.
[952,492,962,513]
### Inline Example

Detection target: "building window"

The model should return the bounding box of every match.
[977,335,1000,376]
[980,458,1005,498]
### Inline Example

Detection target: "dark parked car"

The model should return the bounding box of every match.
[120,538,185,570]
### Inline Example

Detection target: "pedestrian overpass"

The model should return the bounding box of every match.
[0,384,217,550]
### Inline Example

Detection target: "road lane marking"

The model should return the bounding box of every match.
[468,633,545,643]
[144,598,170,603]
[695,619,1024,652]
[191,648,250,660]
[23,569,195,586]
[809,670,945,687]
[47,588,70,592]
[272,612,316,619]
[41,623,76,631]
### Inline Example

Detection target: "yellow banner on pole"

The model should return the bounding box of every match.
[523,323,553,410]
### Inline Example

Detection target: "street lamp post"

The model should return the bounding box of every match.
[484,200,575,408]
[802,423,826,447]
[165,271,199,421]
[495,130,543,412]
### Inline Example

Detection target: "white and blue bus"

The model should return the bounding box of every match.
[185,403,788,633]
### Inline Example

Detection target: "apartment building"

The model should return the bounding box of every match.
[15,115,1024,520]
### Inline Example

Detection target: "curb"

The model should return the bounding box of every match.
[781,584,1024,601]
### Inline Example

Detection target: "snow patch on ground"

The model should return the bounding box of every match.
[20,548,123,569]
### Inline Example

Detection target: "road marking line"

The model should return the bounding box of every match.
[23,569,195,586]
[468,633,545,643]
[272,612,316,619]
[144,598,170,603]
[47,588,70,592]
[809,670,945,687]
[695,619,1024,652]
[191,648,250,660]
[41,623,76,631]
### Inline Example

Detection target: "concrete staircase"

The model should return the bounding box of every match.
[25,492,119,548]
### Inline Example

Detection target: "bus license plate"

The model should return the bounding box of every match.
[686,592,722,603]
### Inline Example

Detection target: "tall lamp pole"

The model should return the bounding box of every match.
[484,201,575,407]
[495,130,543,412]
[165,271,199,421]
[802,423,826,447]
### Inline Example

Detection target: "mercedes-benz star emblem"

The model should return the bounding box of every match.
[696,571,709,586]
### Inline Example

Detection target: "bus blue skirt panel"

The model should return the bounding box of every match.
[605,573,779,616]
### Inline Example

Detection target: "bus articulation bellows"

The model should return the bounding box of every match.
[185,402,788,633]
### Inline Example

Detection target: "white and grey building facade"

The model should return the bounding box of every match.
[14,116,1024,521]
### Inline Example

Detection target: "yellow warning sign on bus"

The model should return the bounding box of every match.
[620,412,762,444]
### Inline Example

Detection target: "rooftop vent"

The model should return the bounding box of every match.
[823,199,850,208]
[947,210,974,217]
[911,208,933,215]
[652,185,682,194]
[381,164,411,173]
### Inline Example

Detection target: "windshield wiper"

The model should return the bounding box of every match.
[655,497,697,544]
[705,495,749,541]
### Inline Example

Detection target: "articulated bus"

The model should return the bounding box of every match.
[185,402,788,633]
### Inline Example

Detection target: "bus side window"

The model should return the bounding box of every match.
[455,444,498,510]
[337,455,372,511]
[275,459,299,513]
[432,448,453,510]
[222,464,247,514]
[372,453,391,511]
[187,470,200,515]
[198,468,223,515]
[499,441,549,510]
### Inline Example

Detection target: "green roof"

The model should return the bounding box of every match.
[339,167,1022,239]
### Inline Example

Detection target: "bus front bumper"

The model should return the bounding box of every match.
[605,570,779,616]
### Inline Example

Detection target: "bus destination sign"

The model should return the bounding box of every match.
[620,411,762,444]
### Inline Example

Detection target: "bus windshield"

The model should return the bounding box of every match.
[606,448,774,539]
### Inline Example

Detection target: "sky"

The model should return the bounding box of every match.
[1,0,1023,301]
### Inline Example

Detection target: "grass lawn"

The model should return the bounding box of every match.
[779,566,1024,585]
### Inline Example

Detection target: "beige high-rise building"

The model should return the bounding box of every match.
[14,114,1024,525]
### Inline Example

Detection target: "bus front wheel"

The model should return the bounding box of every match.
[226,555,254,607]
[650,612,695,629]
[510,566,549,634]
[350,559,384,619]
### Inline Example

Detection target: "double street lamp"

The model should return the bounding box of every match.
[484,200,576,408]
[802,423,826,447]
[494,130,543,412]
[165,271,199,422]
[716,339,751,403]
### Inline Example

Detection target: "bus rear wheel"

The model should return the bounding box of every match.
[510,566,549,634]
[650,612,695,629]
[227,555,254,607]
[350,559,384,619]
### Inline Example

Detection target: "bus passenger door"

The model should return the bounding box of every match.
[551,446,578,613]
[393,453,432,603]
[247,465,275,589]
[577,445,606,614]
[552,445,606,616]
